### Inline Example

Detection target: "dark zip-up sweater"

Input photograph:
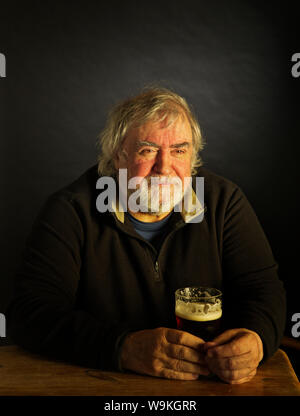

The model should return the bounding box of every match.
[6,165,286,370]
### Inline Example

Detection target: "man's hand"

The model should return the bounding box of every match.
[120,327,210,380]
[203,328,264,384]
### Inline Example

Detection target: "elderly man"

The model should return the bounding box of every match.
[7,87,286,384]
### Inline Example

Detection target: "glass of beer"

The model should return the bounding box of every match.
[175,287,222,341]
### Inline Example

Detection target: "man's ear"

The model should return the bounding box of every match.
[114,149,127,169]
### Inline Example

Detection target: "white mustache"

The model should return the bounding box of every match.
[145,176,182,186]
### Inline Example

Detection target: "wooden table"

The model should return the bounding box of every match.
[0,346,299,396]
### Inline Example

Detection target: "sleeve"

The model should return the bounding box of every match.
[6,192,131,370]
[221,186,286,361]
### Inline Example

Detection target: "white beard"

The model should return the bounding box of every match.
[128,176,186,215]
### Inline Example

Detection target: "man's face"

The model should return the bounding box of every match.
[114,113,193,221]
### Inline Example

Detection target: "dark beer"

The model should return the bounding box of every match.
[175,311,222,341]
[175,287,222,341]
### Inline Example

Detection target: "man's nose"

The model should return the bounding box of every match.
[153,149,171,175]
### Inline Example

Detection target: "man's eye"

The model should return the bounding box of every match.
[139,149,156,155]
[173,149,186,155]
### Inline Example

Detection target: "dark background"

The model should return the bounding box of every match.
[1,0,299,359]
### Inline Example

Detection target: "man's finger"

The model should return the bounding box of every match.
[211,329,242,345]
[164,328,205,349]
[159,368,200,380]
[164,357,210,376]
[166,343,207,365]
[227,369,257,385]
[207,363,257,384]
[206,332,254,358]
[202,331,246,354]
[221,368,257,385]
[205,350,258,372]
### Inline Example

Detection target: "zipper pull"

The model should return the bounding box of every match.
[154,260,160,281]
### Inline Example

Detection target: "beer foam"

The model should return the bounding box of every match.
[175,300,222,322]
